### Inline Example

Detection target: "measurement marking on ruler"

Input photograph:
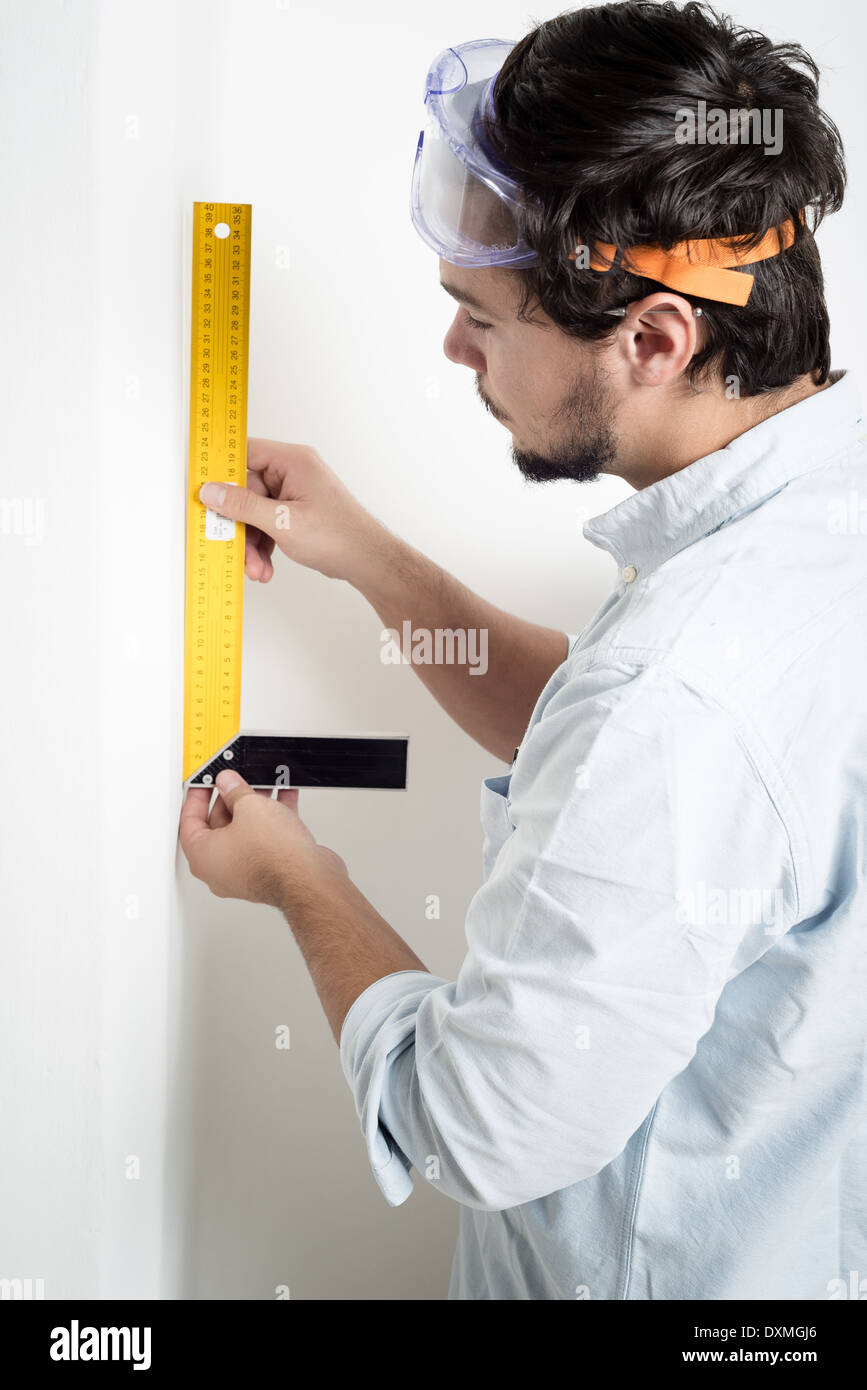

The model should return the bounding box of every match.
[182,202,251,782]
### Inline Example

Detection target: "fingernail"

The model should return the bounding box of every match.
[200,482,226,506]
[216,770,241,792]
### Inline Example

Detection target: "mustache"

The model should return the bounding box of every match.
[475,376,507,422]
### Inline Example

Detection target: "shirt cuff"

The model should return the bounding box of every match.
[339,969,450,1206]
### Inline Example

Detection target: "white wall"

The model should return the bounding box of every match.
[0,0,187,1298]
[1,0,863,1301]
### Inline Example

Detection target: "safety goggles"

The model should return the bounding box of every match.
[410,38,541,268]
[410,38,802,304]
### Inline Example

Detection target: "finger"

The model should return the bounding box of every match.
[250,787,296,805]
[208,792,232,829]
[258,532,276,570]
[244,529,271,581]
[244,469,277,579]
[246,437,313,505]
[179,786,213,855]
[246,438,294,495]
[198,480,287,544]
[214,768,257,812]
[245,467,271,497]
[246,437,280,475]
[251,533,274,581]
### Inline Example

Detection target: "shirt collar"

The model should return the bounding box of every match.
[582,370,866,579]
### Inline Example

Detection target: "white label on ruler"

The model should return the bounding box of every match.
[205,481,237,541]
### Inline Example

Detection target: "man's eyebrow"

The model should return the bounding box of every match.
[439,280,495,315]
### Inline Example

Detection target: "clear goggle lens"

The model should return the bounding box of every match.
[412,123,528,263]
[410,40,539,268]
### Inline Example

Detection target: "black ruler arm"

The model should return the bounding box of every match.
[187,732,408,789]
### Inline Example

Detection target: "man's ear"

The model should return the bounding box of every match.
[617,292,703,385]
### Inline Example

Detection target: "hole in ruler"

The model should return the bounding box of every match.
[214,222,230,239]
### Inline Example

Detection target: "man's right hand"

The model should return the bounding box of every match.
[198,437,381,585]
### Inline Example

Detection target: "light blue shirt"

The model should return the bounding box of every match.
[340,369,867,1300]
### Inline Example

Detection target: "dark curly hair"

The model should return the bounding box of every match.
[481,1,846,395]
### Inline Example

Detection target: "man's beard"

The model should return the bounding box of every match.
[507,357,618,485]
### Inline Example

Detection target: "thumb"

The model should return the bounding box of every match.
[199,481,288,542]
[214,768,257,811]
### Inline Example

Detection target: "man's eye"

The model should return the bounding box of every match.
[464,310,492,332]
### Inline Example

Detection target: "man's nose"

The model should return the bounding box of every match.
[443,315,486,371]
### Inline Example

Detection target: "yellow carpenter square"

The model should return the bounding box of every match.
[182,202,252,782]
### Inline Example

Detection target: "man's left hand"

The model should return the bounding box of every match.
[179,770,348,908]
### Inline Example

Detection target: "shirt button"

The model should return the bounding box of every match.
[621,564,637,583]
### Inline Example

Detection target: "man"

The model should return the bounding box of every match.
[179,2,866,1299]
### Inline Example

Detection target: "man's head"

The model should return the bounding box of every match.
[438,1,845,489]
[441,264,716,486]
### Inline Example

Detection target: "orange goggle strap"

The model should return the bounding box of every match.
[568,213,802,307]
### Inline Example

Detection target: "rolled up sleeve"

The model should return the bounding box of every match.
[340,661,798,1212]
